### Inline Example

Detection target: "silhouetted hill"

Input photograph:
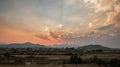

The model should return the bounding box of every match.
[0,43,119,50]
[0,42,47,48]
[78,44,111,50]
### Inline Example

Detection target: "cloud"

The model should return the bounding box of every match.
[103,2,120,28]
[35,31,62,41]
[35,34,50,41]
[64,0,77,6]
[49,31,59,39]
[89,22,93,28]
[96,1,120,37]
[83,0,118,12]
[98,24,114,31]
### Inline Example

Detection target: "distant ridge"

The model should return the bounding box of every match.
[0,42,47,48]
[78,44,111,50]
[0,43,119,50]
[52,44,118,50]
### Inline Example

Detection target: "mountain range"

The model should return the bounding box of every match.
[0,42,119,50]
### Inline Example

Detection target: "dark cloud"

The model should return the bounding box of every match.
[98,24,114,31]
[35,31,60,41]
[98,2,120,35]
[49,32,59,39]
[105,2,120,26]
[114,13,120,23]
[35,34,50,41]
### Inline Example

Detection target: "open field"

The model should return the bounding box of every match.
[0,48,120,67]
[14,54,120,59]
[81,54,120,59]
[0,53,120,67]
[0,64,103,67]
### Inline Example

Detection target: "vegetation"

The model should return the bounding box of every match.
[70,54,82,64]
[0,47,120,67]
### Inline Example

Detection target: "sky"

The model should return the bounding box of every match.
[0,0,120,48]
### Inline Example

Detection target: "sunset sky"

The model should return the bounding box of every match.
[0,0,120,48]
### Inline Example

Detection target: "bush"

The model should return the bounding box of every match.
[4,52,11,57]
[108,58,120,67]
[70,54,82,64]
[65,52,74,55]
[90,56,106,65]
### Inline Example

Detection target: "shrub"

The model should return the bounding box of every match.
[90,56,106,65]
[70,54,82,64]
[108,58,120,67]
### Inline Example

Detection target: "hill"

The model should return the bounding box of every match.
[0,43,119,50]
[0,42,47,48]
[78,44,111,50]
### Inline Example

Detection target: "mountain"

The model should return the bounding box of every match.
[78,44,111,50]
[0,43,118,50]
[0,42,47,48]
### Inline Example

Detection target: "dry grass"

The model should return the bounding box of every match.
[14,54,120,59]
[0,64,103,67]
[81,54,120,59]
[14,55,70,59]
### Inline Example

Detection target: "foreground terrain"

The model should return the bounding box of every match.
[0,46,120,67]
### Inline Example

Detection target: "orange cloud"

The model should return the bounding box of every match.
[104,2,120,27]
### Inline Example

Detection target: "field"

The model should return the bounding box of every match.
[12,54,120,62]
[0,64,102,67]
[0,48,120,67]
